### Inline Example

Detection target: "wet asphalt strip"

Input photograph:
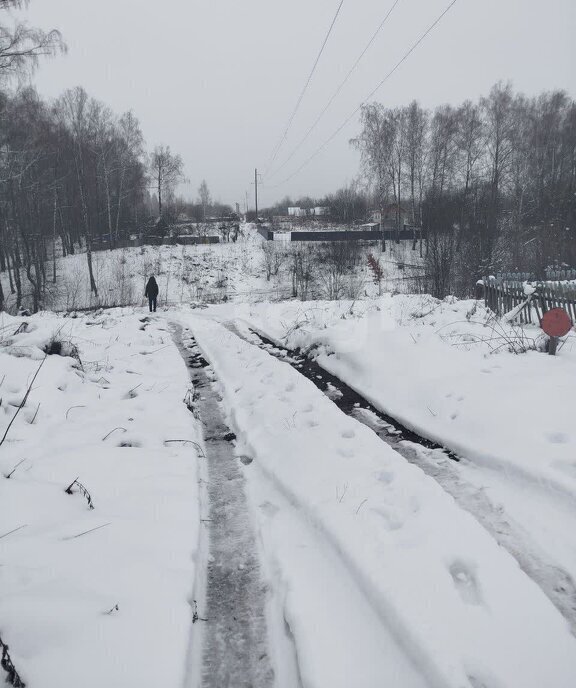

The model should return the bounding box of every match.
[228,324,576,637]
[174,324,274,688]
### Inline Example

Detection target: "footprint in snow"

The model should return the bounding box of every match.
[341,429,355,439]
[449,561,482,605]
[370,506,404,531]
[375,469,395,485]
[338,447,354,458]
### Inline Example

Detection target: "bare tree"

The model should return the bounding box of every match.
[0,0,65,82]
[403,101,428,227]
[55,87,100,295]
[198,179,211,221]
[115,111,144,241]
[352,103,396,225]
[481,82,515,257]
[149,145,184,217]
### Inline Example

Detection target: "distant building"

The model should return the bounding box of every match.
[288,207,307,217]
[312,207,330,217]
[371,204,413,228]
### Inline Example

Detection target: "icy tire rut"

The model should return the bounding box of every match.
[175,326,274,688]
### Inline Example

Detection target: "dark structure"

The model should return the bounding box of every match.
[258,225,423,244]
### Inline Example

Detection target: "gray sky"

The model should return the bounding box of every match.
[16,0,576,208]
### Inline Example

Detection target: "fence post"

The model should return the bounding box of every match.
[476,281,484,301]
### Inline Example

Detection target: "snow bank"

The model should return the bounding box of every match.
[0,310,199,688]
[185,315,576,688]
[231,295,576,505]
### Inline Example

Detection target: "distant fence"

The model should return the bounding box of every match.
[258,227,422,243]
[481,279,576,324]
[91,235,220,251]
[144,235,220,247]
[291,229,383,242]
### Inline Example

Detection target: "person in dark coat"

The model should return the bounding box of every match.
[145,275,159,312]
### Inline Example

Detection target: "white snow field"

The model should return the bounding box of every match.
[1,293,576,688]
[0,310,201,688]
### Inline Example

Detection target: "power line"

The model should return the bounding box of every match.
[267,0,403,180]
[264,0,345,176]
[271,0,460,189]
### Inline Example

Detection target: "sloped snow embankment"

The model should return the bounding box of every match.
[187,314,576,688]
[0,310,200,688]
[234,296,576,505]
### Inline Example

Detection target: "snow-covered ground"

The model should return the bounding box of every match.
[213,295,576,503]
[0,309,201,688]
[177,311,576,688]
[207,297,576,607]
[2,290,576,687]
[0,225,423,313]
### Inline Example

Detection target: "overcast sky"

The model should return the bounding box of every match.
[16,0,576,208]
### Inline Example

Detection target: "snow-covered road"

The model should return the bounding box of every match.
[179,312,576,688]
[173,326,274,688]
[3,303,576,688]
[227,322,576,635]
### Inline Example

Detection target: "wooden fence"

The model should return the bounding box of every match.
[481,279,576,325]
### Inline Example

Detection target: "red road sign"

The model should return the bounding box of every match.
[541,308,573,337]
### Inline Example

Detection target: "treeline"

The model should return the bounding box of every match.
[0,85,157,311]
[353,83,576,296]
[0,1,192,312]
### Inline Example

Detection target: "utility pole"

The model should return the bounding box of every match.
[254,168,259,221]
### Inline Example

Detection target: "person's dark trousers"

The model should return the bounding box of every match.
[148,297,157,312]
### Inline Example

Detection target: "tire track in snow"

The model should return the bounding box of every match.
[177,322,431,688]
[173,325,275,688]
[244,462,429,688]
[225,321,576,637]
